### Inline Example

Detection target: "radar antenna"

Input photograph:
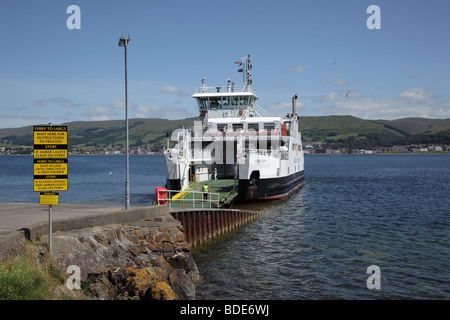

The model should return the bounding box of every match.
[236,54,253,91]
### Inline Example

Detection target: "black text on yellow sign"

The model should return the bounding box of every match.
[33,148,68,158]
[40,192,59,205]
[33,125,68,193]
[33,126,68,159]
[34,176,68,192]
[34,159,68,175]
[33,126,68,145]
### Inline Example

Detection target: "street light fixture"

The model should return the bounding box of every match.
[118,36,131,210]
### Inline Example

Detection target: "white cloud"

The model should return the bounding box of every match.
[33,97,81,108]
[322,90,361,101]
[159,85,189,97]
[266,101,305,115]
[314,87,450,119]
[131,104,192,118]
[81,107,117,121]
[160,85,179,93]
[334,79,348,86]
[108,100,125,109]
[106,100,193,119]
[284,66,308,73]
[399,88,429,101]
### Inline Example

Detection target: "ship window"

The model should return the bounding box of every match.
[210,98,220,109]
[197,98,208,109]
[222,97,230,107]
[238,97,249,107]
[217,124,227,132]
[233,124,243,131]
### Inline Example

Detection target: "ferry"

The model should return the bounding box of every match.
[164,55,304,204]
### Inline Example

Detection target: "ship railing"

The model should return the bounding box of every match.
[162,189,221,209]
[248,149,280,157]
[253,103,266,117]
[197,131,281,139]
[195,84,255,94]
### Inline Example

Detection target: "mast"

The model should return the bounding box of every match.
[237,54,253,91]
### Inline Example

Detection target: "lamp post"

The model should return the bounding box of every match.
[118,36,131,210]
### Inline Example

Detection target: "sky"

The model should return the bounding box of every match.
[0,0,449,129]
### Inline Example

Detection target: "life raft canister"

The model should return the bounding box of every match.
[155,186,167,205]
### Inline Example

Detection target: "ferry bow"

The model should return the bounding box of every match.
[163,55,305,207]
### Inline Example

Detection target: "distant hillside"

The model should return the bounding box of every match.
[66,118,198,151]
[299,115,405,142]
[0,116,449,152]
[0,118,198,152]
[373,118,450,135]
[298,116,450,148]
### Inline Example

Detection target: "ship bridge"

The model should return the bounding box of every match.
[193,82,265,119]
[193,54,265,118]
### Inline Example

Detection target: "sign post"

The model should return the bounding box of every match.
[33,125,68,252]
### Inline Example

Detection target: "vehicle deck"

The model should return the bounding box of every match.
[168,179,238,209]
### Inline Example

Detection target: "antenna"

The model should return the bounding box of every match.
[201,78,206,92]
[237,54,253,90]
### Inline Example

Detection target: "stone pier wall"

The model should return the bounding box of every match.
[49,219,198,300]
[0,205,262,300]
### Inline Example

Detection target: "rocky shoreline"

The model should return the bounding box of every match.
[47,216,198,300]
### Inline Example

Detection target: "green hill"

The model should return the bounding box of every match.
[373,118,450,135]
[299,116,450,148]
[299,115,406,142]
[0,118,198,152]
[0,116,449,153]
[66,118,199,151]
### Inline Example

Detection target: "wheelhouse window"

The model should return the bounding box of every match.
[197,98,208,109]
[238,96,249,107]
[196,95,254,110]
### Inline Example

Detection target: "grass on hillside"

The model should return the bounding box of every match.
[0,242,65,300]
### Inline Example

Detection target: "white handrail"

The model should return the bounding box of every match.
[254,103,266,117]
[159,189,221,209]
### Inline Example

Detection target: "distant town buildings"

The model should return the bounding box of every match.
[0,143,449,156]
[302,142,449,155]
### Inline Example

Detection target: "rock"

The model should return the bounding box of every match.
[168,269,196,300]
[154,233,171,243]
[128,246,141,257]
[166,252,199,279]
[49,222,197,300]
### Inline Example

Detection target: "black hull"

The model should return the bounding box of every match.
[166,179,181,192]
[237,170,305,201]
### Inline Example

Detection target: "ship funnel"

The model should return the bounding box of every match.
[292,94,298,116]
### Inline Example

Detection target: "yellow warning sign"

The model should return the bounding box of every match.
[40,192,59,205]
[33,126,68,193]
[33,149,68,158]
[34,178,68,192]
[34,131,67,145]
[34,159,68,175]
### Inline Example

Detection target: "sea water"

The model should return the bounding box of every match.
[0,154,448,299]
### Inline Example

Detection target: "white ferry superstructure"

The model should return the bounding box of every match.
[164,55,304,202]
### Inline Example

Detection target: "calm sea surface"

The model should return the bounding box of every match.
[0,154,449,299]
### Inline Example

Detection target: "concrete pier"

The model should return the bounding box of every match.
[0,203,170,258]
[0,202,261,257]
[0,203,123,236]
